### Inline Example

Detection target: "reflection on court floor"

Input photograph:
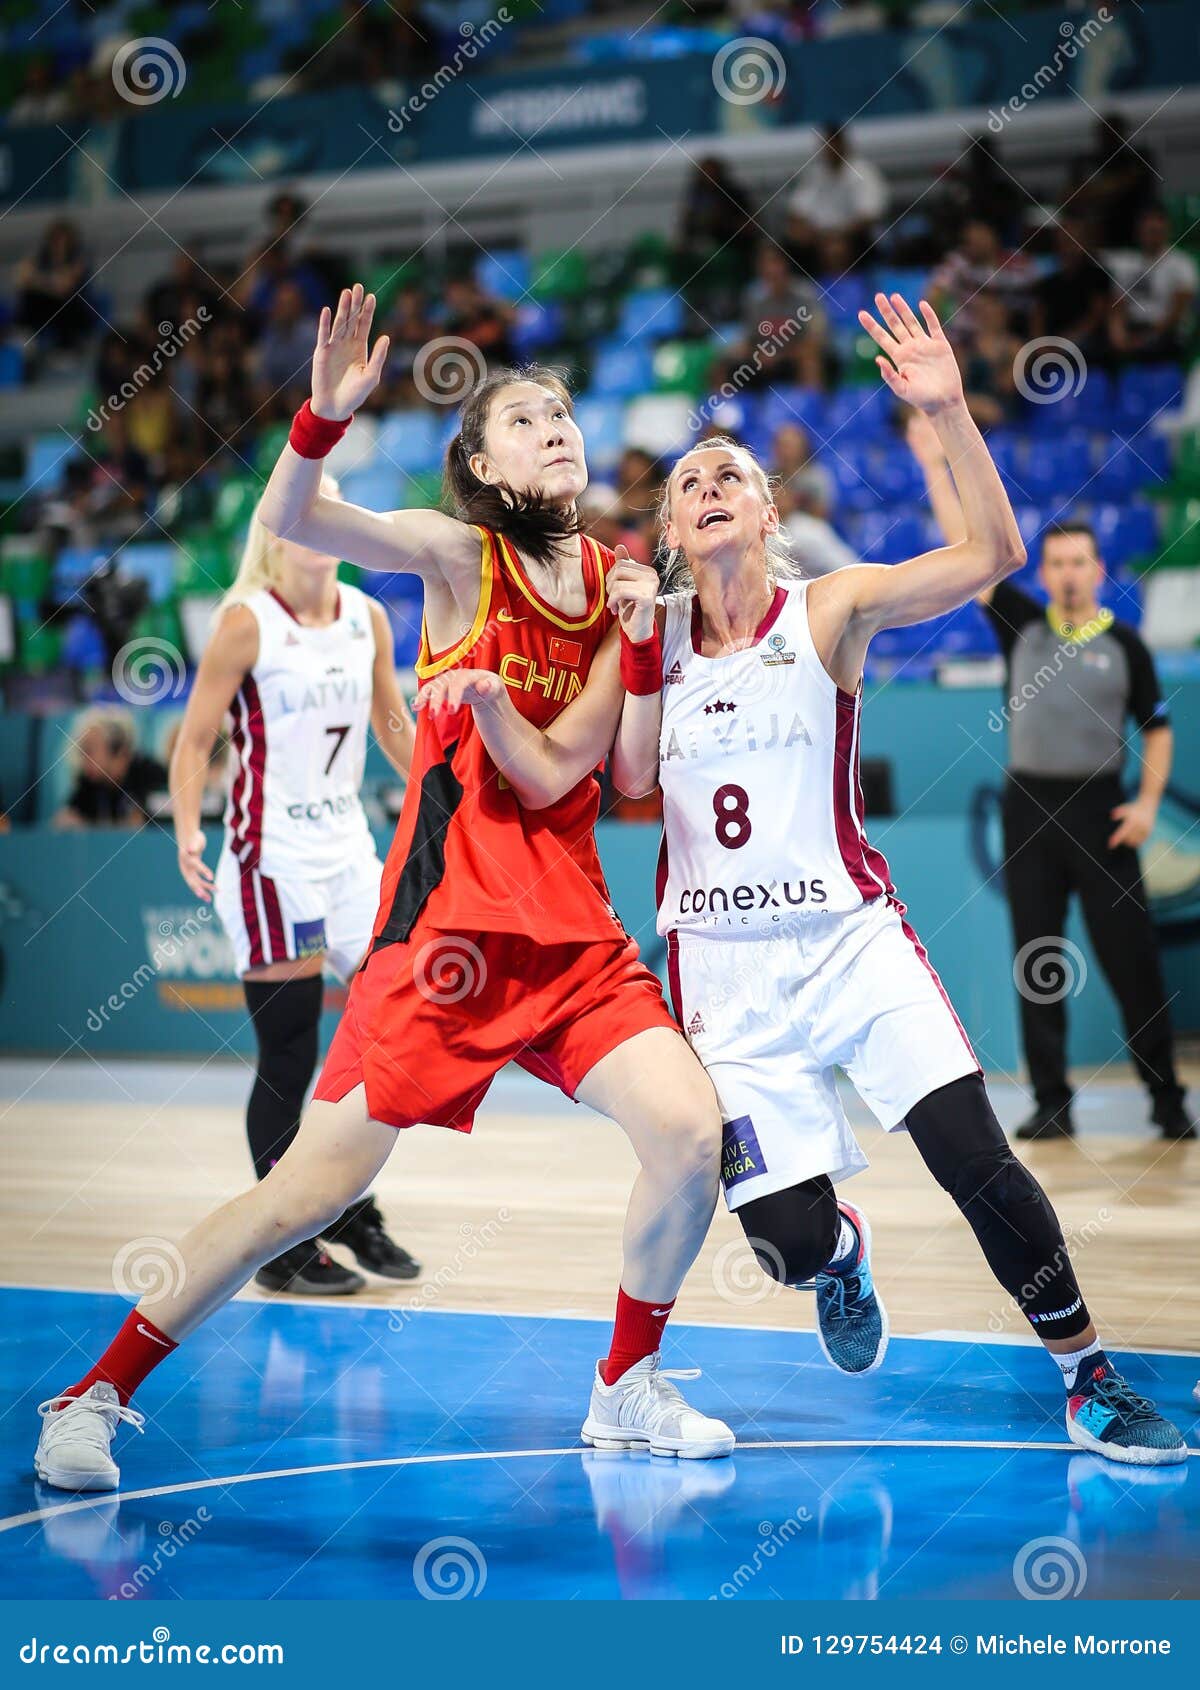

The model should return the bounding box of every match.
[2,1291,1196,1600]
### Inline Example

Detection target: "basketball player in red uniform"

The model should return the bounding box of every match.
[422,293,1186,1467]
[33,285,733,1493]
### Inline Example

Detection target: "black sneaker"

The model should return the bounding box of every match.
[1015,1105,1075,1141]
[255,1241,366,1296]
[321,1196,421,1281]
[1151,1098,1197,1141]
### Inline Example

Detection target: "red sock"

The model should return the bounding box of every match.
[602,1288,676,1386]
[56,1310,178,1408]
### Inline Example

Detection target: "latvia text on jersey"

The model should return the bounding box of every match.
[655,581,893,935]
[224,584,376,880]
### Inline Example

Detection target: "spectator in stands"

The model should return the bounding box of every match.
[1029,214,1114,371]
[145,251,220,338]
[34,459,103,559]
[252,281,318,416]
[783,122,888,270]
[54,708,167,831]
[928,218,1035,341]
[612,447,662,532]
[234,239,326,330]
[772,481,857,577]
[196,325,257,459]
[1069,113,1159,250]
[7,58,71,127]
[1108,204,1198,365]
[769,421,836,518]
[960,288,1020,429]
[377,283,437,407]
[577,483,651,565]
[735,242,825,389]
[436,274,515,371]
[926,136,1028,254]
[13,219,93,362]
[298,0,441,90]
[675,154,756,295]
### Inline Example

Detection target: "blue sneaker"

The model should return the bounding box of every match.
[815,1202,889,1376]
[1066,1359,1188,1466]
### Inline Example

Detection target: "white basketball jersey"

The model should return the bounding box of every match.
[655,580,893,936]
[224,583,376,879]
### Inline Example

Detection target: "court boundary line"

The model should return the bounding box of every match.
[2,1282,1198,1358]
[11,1434,1196,1536]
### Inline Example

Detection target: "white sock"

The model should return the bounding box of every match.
[826,1212,859,1272]
[1053,1337,1104,1391]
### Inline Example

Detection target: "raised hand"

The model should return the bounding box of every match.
[858,294,964,416]
[416,668,504,717]
[605,545,659,642]
[311,283,391,422]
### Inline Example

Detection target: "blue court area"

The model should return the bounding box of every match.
[1,1289,1196,1601]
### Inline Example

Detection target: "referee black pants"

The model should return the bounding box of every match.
[1001,772,1183,1115]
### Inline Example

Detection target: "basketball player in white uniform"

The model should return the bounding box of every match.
[422,293,1185,1464]
[169,484,420,1295]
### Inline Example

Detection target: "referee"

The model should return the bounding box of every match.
[908,415,1194,1142]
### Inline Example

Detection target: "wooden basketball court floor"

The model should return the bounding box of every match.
[1,1055,1197,1599]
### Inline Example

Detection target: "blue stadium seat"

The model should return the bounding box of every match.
[589,342,654,398]
[617,289,685,344]
[117,543,177,605]
[476,250,531,303]
[1113,364,1184,432]
[52,547,107,604]
[1017,432,1090,503]
[870,453,923,504]
[0,342,23,387]
[60,615,106,671]
[1090,501,1158,565]
[511,299,563,359]
[824,384,892,442]
[375,410,443,475]
[1091,431,1170,499]
[759,385,826,443]
[1027,369,1113,434]
[822,441,876,511]
[339,464,407,513]
[572,395,626,473]
[820,275,873,325]
[23,433,82,497]
[855,510,926,563]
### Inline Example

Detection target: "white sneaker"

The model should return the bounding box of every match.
[34,1382,145,1492]
[580,1353,735,1460]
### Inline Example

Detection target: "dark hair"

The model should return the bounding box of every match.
[1043,521,1099,554]
[443,364,585,566]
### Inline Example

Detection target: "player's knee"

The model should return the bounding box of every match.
[737,1180,839,1287]
[950,1147,1061,1255]
[258,1163,356,1241]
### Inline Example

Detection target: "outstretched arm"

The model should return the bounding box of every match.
[809,294,1026,689]
[257,283,478,585]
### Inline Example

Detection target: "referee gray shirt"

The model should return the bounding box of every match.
[983,583,1169,781]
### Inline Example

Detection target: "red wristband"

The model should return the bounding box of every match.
[288,398,353,459]
[620,625,663,695]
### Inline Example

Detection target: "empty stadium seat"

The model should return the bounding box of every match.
[375,410,442,475]
[618,288,685,344]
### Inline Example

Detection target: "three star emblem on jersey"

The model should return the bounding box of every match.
[761,632,795,667]
[704,699,736,715]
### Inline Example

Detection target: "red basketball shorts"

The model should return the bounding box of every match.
[312,919,679,1131]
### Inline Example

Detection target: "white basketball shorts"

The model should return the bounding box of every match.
[667,893,980,1210]
[214,841,384,982]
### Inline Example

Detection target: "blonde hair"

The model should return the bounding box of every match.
[219,472,341,610]
[656,435,804,595]
[71,704,135,765]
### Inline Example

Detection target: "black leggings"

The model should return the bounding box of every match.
[243,975,323,1182]
[737,1074,1091,1341]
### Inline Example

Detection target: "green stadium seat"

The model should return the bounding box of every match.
[1155,500,1200,569]
[652,340,714,398]
[530,249,590,302]
[213,477,263,541]
[403,470,445,509]
[0,540,51,601]
[16,619,62,675]
[254,422,292,476]
[176,530,235,594]
[1163,430,1200,500]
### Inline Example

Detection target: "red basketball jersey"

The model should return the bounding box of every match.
[370,524,623,951]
